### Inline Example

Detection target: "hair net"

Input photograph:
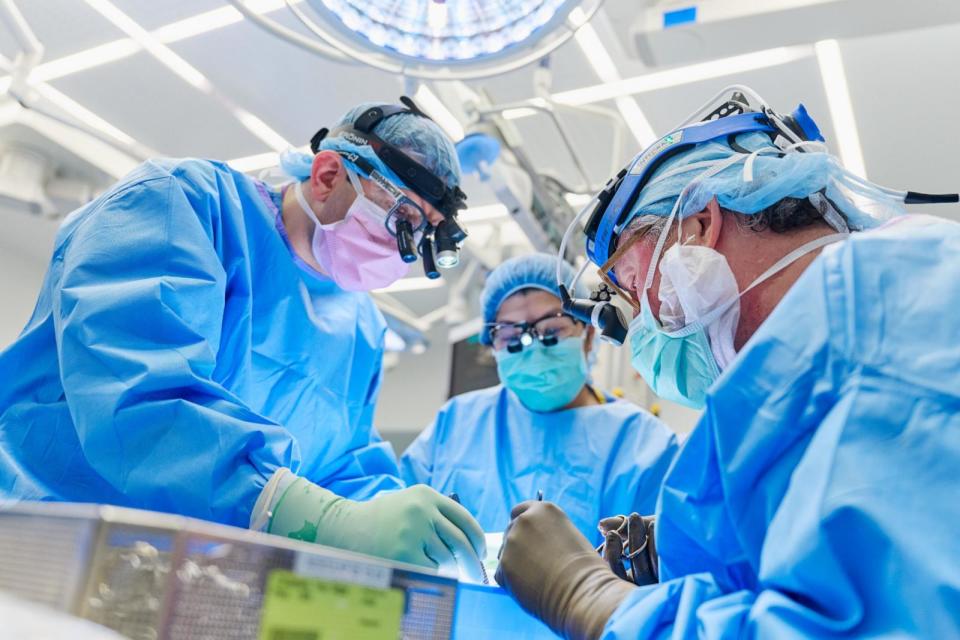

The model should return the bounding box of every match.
[624,131,905,232]
[278,103,461,190]
[480,253,588,345]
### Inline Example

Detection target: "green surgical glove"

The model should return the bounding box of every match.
[495,501,637,640]
[253,469,487,581]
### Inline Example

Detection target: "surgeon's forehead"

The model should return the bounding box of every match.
[495,289,563,324]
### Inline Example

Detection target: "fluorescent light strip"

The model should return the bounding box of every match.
[30,39,141,83]
[84,0,210,89]
[9,0,297,88]
[815,39,866,178]
[0,40,139,151]
[413,85,465,141]
[569,7,655,146]
[34,83,137,145]
[151,7,245,43]
[152,1,298,43]
[570,8,617,83]
[502,107,539,120]
[615,96,657,148]
[374,277,445,293]
[83,0,293,151]
[553,45,812,107]
[228,151,280,172]
[233,108,289,151]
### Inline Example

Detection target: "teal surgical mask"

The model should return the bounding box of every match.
[628,300,720,410]
[495,336,589,413]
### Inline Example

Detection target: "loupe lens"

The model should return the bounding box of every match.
[395,220,417,263]
[419,234,440,279]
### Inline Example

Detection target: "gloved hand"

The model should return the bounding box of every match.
[598,514,659,585]
[253,469,486,581]
[495,501,636,640]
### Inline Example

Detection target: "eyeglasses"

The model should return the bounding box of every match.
[488,312,582,353]
[597,229,648,312]
[342,161,430,240]
[364,169,430,238]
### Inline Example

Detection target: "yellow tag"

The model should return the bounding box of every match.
[258,570,404,640]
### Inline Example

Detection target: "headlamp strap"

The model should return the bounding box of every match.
[309,128,329,154]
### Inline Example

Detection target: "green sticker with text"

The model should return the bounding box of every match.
[259,570,404,640]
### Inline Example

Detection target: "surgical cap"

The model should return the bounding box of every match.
[480,253,588,345]
[279,103,461,190]
[625,131,902,231]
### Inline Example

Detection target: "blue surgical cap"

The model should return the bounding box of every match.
[279,102,461,191]
[480,253,587,345]
[625,131,900,231]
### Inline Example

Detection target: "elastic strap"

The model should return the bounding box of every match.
[659,232,848,338]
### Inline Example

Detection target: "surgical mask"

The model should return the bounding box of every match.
[629,232,847,409]
[657,243,740,370]
[294,169,409,291]
[495,336,589,413]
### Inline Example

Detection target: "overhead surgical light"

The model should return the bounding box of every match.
[230,0,605,80]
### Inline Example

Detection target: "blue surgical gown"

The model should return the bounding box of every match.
[0,158,403,527]
[401,385,679,543]
[602,215,960,638]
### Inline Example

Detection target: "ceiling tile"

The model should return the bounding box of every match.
[167,15,409,146]
[49,52,270,159]
[13,0,126,60]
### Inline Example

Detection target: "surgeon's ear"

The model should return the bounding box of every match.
[681,197,724,249]
[309,151,345,201]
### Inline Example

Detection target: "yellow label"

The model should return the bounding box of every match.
[258,570,404,640]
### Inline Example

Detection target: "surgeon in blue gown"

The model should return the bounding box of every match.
[401,254,679,542]
[0,101,487,577]
[494,93,960,638]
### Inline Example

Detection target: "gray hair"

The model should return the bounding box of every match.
[620,213,672,247]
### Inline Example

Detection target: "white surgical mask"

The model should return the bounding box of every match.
[657,243,741,370]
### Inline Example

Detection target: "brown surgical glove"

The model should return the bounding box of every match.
[495,502,637,640]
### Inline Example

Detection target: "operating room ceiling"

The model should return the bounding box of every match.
[1,0,959,323]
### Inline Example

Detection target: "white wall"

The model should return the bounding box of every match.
[375,324,454,434]
[0,208,58,347]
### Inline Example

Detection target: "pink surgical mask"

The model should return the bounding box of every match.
[294,170,409,291]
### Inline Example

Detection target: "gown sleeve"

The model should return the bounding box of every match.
[318,359,407,500]
[600,409,680,519]
[603,225,960,638]
[55,172,298,526]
